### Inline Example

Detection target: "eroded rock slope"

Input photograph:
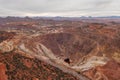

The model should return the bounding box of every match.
[0,18,120,80]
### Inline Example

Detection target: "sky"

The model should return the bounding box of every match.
[0,0,120,17]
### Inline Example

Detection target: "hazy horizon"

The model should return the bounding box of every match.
[0,0,120,17]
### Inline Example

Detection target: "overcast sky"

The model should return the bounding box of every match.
[0,0,120,17]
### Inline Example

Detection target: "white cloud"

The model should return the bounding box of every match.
[0,0,119,16]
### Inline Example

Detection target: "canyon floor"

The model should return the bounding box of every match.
[0,17,120,80]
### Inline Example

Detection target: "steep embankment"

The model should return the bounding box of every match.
[0,31,81,80]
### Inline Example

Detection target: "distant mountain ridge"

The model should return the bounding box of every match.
[0,16,120,19]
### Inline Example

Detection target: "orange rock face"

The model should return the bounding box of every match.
[0,63,8,80]
[83,60,120,80]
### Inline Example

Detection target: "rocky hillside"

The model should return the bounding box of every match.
[0,18,120,80]
[0,51,78,80]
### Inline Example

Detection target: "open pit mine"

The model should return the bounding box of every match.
[0,17,120,80]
